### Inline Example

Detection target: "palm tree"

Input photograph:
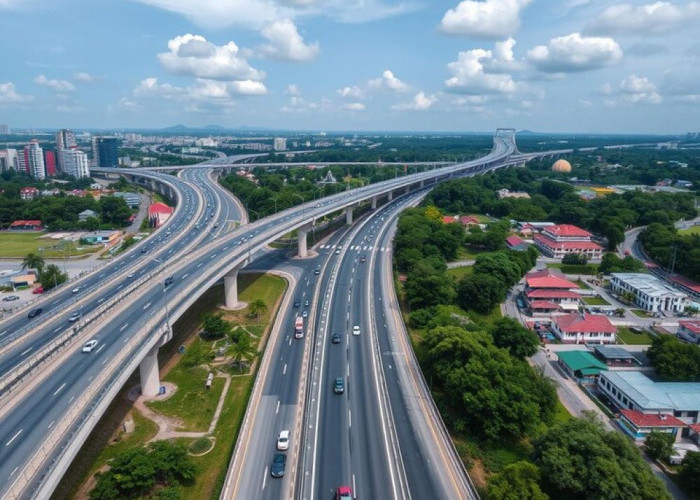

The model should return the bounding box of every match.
[39,264,67,291]
[22,253,45,274]
[229,336,257,373]
[248,299,267,322]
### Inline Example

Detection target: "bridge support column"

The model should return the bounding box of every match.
[420,180,425,188]
[224,267,241,309]
[345,206,354,225]
[405,186,410,194]
[388,191,393,201]
[139,344,161,397]
[371,196,377,210]
[297,223,312,258]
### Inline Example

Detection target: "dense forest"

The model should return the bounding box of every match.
[639,223,700,281]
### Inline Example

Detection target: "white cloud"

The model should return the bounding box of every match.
[619,74,662,104]
[439,0,532,38]
[281,95,320,112]
[34,74,75,92]
[73,72,96,83]
[445,48,518,94]
[285,84,301,96]
[527,33,623,73]
[158,34,265,81]
[338,85,364,99]
[257,19,319,61]
[229,80,268,95]
[0,82,34,104]
[391,91,436,111]
[369,70,410,92]
[587,2,700,36]
[132,76,266,109]
[342,102,366,111]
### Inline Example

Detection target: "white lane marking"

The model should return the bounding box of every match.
[53,326,62,333]
[69,396,75,403]
[96,344,105,354]
[10,466,18,476]
[276,400,280,414]
[102,357,109,365]
[123,336,130,343]
[197,262,203,268]
[21,347,33,356]
[89,376,94,382]
[181,273,189,280]
[352,474,356,495]
[5,429,23,447]
[117,285,123,290]
[283,364,287,375]
[262,468,268,490]
[47,420,55,429]
[98,298,105,303]
[0,330,7,336]
[120,323,129,332]
[349,410,352,428]
[143,302,151,310]
[53,383,66,397]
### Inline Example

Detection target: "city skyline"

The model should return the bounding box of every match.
[0,0,699,133]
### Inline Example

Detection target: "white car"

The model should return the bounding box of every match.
[71,287,80,294]
[68,312,82,322]
[82,339,98,353]
[277,430,290,451]
[352,325,360,336]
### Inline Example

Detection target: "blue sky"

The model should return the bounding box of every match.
[1,0,699,133]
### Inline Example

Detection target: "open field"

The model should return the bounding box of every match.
[0,232,99,258]
[447,265,473,280]
[617,326,654,345]
[583,296,611,306]
[678,225,700,236]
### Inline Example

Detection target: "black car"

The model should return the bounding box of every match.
[28,308,42,318]
[360,255,367,263]
[270,453,286,478]
[314,268,321,275]
[164,276,174,287]
[293,299,301,308]
[331,333,341,344]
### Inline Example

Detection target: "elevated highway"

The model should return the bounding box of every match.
[2,129,532,499]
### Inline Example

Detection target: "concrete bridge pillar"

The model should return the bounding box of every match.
[405,186,410,194]
[388,191,393,201]
[420,180,425,188]
[224,267,241,309]
[345,206,354,225]
[371,196,377,210]
[139,344,161,396]
[297,223,312,258]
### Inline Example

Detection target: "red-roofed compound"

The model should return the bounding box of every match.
[619,409,686,441]
[525,268,579,291]
[9,219,43,231]
[20,186,39,200]
[534,223,603,260]
[442,215,457,224]
[551,312,617,344]
[678,320,700,344]
[459,215,479,226]
[148,202,173,228]
[505,235,529,251]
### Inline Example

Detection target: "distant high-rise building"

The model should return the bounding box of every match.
[273,137,287,151]
[61,147,90,179]
[0,124,10,134]
[55,129,76,171]
[92,136,119,168]
[0,148,19,171]
[44,150,57,176]
[25,140,45,179]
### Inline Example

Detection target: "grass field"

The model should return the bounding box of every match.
[547,262,599,275]
[632,309,652,318]
[678,226,700,236]
[575,279,592,290]
[617,326,654,345]
[447,265,473,280]
[0,232,99,258]
[583,296,611,306]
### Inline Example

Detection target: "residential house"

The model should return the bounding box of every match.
[9,220,43,231]
[677,320,700,344]
[551,312,617,344]
[505,235,529,251]
[591,345,642,367]
[20,187,39,200]
[78,209,98,222]
[459,215,479,227]
[556,350,608,382]
[533,224,603,260]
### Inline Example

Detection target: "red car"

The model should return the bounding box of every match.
[336,486,352,500]
[32,286,44,294]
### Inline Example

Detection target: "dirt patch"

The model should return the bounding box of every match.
[469,458,489,491]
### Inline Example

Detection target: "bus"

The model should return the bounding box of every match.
[294,316,304,339]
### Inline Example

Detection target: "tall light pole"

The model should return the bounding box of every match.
[154,258,171,333]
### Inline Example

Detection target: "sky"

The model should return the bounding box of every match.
[0,0,699,133]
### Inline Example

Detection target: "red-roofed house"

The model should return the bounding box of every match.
[526,289,581,311]
[551,312,617,344]
[529,300,561,313]
[9,219,43,231]
[442,215,457,224]
[20,186,39,200]
[459,215,479,227]
[534,224,603,260]
[148,202,173,228]
[678,320,700,344]
[669,275,700,300]
[525,268,579,291]
[619,409,686,442]
[505,235,529,251]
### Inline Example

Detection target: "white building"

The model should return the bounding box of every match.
[0,148,19,171]
[61,147,90,179]
[195,137,217,148]
[273,137,287,151]
[550,312,617,344]
[610,273,687,313]
[26,140,45,179]
[55,129,76,171]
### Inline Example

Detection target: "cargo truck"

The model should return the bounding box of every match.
[295,316,304,339]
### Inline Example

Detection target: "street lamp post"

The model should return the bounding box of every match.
[154,258,171,333]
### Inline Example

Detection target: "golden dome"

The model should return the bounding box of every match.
[552,159,572,173]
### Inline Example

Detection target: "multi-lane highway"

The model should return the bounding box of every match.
[2,130,522,498]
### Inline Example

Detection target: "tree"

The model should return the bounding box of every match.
[182,339,210,367]
[99,196,132,226]
[457,273,506,314]
[22,252,45,274]
[685,305,699,317]
[533,418,670,500]
[248,299,268,321]
[473,252,522,287]
[562,253,588,265]
[488,461,549,500]
[230,334,257,372]
[404,259,455,310]
[38,264,68,290]
[201,313,231,340]
[647,336,700,381]
[644,431,675,462]
[490,317,540,358]
[678,451,700,500]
